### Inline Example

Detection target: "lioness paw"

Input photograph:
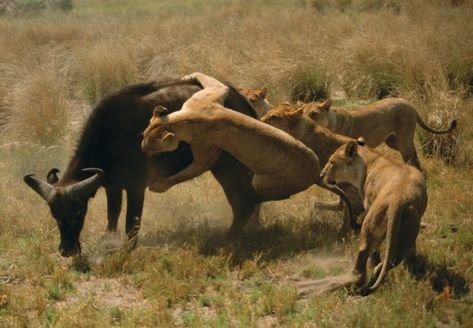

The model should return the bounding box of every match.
[182,72,204,81]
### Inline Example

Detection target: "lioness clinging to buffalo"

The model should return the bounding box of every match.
[141,72,352,207]
[23,78,263,256]
[299,139,427,296]
[297,98,457,168]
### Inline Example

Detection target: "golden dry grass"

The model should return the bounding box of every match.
[1,0,473,327]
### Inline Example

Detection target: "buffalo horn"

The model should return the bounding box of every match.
[65,168,104,199]
[23,174,57,203]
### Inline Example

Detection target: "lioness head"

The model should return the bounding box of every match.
[141,106,180,155]
[320,140,363,188]
[260,102,304,132]
[238,87,271,118]
[297,99,332,128]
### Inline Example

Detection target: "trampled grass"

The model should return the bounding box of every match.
[1,0,472,327]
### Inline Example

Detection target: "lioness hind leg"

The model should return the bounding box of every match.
[251,174,299,200]
[210,152,260,239]
[353,207,387,289]
[397,136,422,169]
[184,72,229,105]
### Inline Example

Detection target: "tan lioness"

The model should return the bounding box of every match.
[141,72,324,201]
[238,87,271,118]
[300,140,427,295]
[261,103,364,229]
[297,98,457,168]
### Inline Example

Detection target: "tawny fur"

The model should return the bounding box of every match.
[238,87,271,118]
[261,103,365,228]
[298,98,457,168]
[141,73,321,201]
[315,141,427,295]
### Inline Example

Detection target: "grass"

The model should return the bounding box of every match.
[1,0,473,326]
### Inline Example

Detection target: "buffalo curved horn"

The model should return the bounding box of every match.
[23,174,57,203]
[65,168,104,199]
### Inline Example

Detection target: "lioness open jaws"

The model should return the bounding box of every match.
[299,139,427,296]
[297,98,457,168]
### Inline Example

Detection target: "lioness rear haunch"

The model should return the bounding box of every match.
[319,140,427,294]
[142,72,321,200]
[298,97,456,168]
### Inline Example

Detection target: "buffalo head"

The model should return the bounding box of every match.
[23,168,104,257]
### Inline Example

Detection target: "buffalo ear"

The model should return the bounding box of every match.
[47,168,60,184]
[153,106,168,117]
[320,99,332,112]
[296,100,305,107]
[161,131,175,142]
[356,137,366,146]
[344,140,358,159]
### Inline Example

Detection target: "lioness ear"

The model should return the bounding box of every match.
[308,110,319,120]
[320,99,331,112]
[296,100,305,107]
[153,106,168,117]
[344,141,358,159]
[161,131,175,142]
[290,107,303,118]
[257,87,268,99]
[356,137,366,146]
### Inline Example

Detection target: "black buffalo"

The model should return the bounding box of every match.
[24,78,354,257]
[24,79,262,256]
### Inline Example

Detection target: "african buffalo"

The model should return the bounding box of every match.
[24,79,262,256]
[24,78,354,257]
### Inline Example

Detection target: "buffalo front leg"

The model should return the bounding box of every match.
[125,188,145,245]
[105,188,123,232]
[211,152,259,239]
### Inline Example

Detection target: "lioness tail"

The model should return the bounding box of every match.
[368,202,403,293]
[417,114,457,134]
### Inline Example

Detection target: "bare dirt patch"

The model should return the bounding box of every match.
[58,277,147,309]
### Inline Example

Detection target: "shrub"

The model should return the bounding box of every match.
[288,66,331,103]
[342,54,403,99]
[0,0,73,16]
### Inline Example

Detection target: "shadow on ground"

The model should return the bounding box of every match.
[137,219,353,266]
[407,254,469,298]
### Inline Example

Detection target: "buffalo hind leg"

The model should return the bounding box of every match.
[106,188,123,232]
[211,152,259,239]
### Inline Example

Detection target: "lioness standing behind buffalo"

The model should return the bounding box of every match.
[297,98,457,168]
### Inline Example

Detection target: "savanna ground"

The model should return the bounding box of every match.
[1,0,473,326]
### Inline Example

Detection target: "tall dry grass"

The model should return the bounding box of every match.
[1,0,473,326]
[0,0,471,162]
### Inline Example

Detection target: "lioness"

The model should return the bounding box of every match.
[142,72,327,201]
[238,87,271,118]
[261,103,365,229]
[297,98,457,168]
[301,140,427,295]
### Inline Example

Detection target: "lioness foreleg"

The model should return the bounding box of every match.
[149,145,221,192]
